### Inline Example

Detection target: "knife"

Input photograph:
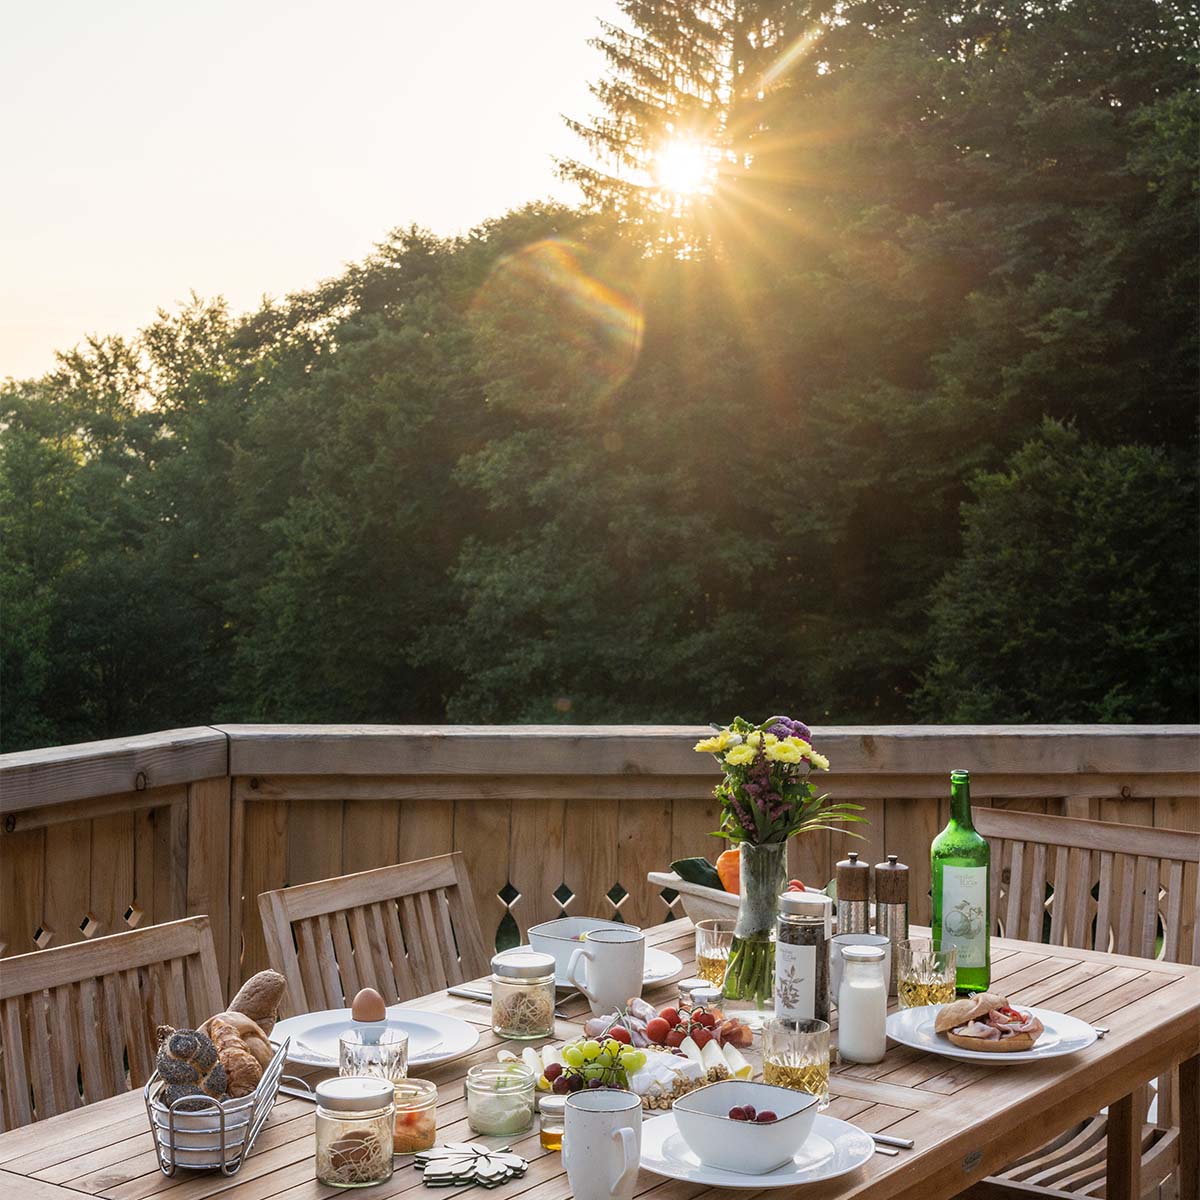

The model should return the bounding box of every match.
[872,1133,914,1149]
[447,985,575,1019]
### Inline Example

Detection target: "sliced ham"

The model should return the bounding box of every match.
[954,1020,1001,1040]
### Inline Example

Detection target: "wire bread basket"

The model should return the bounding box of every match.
[143,1036,292,1175]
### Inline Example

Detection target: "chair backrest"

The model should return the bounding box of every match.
[0,916,224,1130]
[974,808,1199,965]
[257,852,492,1014]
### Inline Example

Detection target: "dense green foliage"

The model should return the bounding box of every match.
[3,0,1196,749]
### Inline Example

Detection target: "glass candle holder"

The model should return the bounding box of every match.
[761,1016,831,1108]
[694,918,735,987]
[392,1078,438,1154]
[896,939,958,1008]
[339,1027,409,1081]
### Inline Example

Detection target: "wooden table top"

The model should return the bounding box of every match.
[1,920,1197,1200]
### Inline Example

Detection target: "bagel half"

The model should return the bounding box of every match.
[934,992,1044,1053]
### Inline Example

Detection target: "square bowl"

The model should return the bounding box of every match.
[528,916,627,978]
[671,1079,819,1175]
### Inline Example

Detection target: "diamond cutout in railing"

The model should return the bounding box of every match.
[79,912,100,938]
[607,882,629,909]
[34,925,53,949]
[124,903,144,928]
[498,881,521,908]
[553,882,574,908]
[660,886,679,905]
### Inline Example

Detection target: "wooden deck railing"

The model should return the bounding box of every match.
[2,725,1197,996]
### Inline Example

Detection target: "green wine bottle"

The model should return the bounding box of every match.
[931,769,990,992]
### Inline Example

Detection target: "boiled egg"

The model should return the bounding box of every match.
[351,986,387,1023]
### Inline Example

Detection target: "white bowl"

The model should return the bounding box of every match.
[528,916,627,978]
[150,1093,253,1168]
[671,1080,820,1175]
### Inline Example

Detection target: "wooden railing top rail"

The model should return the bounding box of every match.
[2,724,1197,813]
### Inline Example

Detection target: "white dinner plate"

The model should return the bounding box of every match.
[639,1112,874,1189]
[271,1007,479,1069]
[514,944,684,989]
[886,1004,1097,1065]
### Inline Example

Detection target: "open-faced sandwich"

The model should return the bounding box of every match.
[934,992,1044,1052]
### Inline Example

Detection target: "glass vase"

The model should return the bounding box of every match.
[721,840,787,1021]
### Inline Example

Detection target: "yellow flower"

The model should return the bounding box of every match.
[745,731,778,748]
[807,749,831,771]
[766,739,804,763]
[724,743,756,766]
[693,728,741,754]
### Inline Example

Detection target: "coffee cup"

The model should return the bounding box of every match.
[563,1088,642,1200]
[566,927,645,1015]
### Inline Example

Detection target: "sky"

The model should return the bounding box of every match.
[0,0,620,381]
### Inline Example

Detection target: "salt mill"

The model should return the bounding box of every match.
[836,851,871,935]
[874,854,909,995]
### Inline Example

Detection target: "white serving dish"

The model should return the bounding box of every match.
[671,1080,820,1175]
[886,1004,1097,1065]
[646,873,738,924]
[527,916,628,977]
[145,1037,289,1174]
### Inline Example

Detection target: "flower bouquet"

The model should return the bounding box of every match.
[694,716,863,1013]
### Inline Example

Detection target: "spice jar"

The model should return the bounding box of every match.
[392,1077,438,1154]
[466,1063,537,1136]
[490,950,556,1040]
[677,977,723,1013]
[314,1077,395,1188]
[538,1094,566,1152]
[835,851,871,934]
[775,891,833,1022]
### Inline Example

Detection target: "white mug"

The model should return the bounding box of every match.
[566,927,645,1015]
[563,1088,642,1200]
[830,933,891,1002]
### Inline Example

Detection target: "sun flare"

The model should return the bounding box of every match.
[653,138,713,197]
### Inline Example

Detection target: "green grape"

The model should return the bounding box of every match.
[620,1050,646,1072]
[595,1052,613,1067]
[561,1044,585,1067]
[581,1040,602,1060]
[603,1039,621,1057]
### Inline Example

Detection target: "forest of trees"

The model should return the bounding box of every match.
[2,0,1197,751]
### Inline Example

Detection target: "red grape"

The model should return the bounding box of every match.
[551,1075,570,1094]
[727,1106,748,1121]
[544,1062,563,1081]
[742,1104,756,1120]
[755,1111,778,1123]
[567,1074,585,1092]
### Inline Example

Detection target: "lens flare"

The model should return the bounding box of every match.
[471,239,643,408]
[654,139,714,197]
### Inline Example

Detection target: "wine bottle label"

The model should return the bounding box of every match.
[940,865,988,967]
[775,943,817,1019]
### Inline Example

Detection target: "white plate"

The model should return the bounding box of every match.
[515,944,684,989]
[886,1004,1097,1065]
[271,1007,479,1069]
[640,1112,874,1189]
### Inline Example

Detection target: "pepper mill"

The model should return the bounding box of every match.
[835,851,871,935]
[874,854,909,995]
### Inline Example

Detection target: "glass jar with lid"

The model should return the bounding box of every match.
[465,1062,536,1136]
[538,1093,566,1151]
[775,890,833,1022]
[490,950,556,1040]
[314,1076,395,1188]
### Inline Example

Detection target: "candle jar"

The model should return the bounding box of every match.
[538,1094,566,1152]
[836,944,888,1064]
[314,1077,395,1188]
[392,1077,438,1154]
[490,950,556,1040]
[465,1063,537,1136]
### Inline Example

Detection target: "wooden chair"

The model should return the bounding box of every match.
[0,916,223,1130]
[970,808,1199,1200]
[257,852,492,1015]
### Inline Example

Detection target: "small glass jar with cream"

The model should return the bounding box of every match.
[465,1063,537,1136]
[836,944,888,1064]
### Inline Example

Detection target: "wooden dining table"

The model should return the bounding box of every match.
[0,918,1196,1200]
